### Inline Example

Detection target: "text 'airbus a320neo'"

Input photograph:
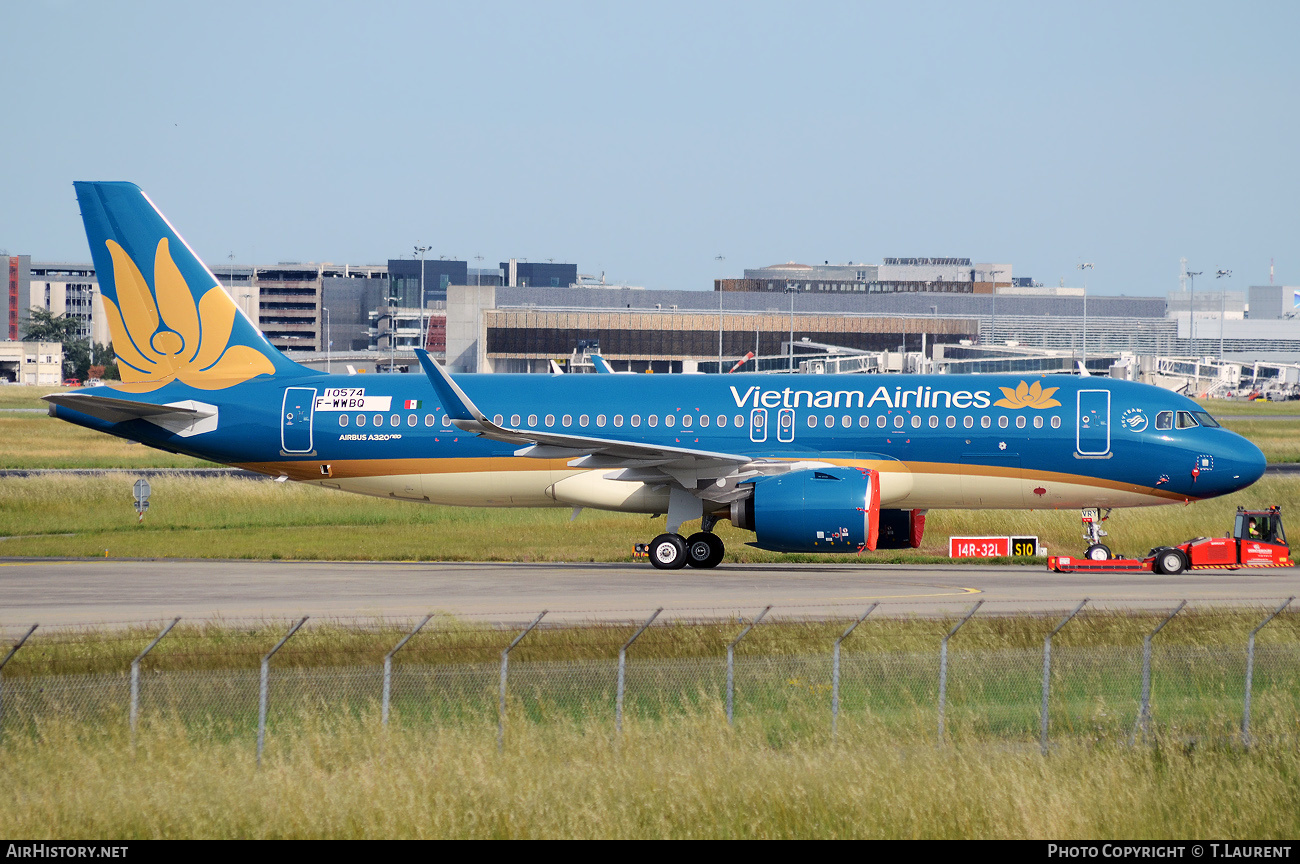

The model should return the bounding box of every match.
[45,182,1267,569]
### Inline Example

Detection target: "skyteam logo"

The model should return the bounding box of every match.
[1120,408,1148,432]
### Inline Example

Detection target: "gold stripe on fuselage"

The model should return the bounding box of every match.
[236,455,1191,511]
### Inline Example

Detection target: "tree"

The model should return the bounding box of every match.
[21,308,88,380]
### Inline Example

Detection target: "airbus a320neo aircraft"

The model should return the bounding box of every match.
[45,182,1267,569]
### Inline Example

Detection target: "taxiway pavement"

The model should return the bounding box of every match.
[1,558,1297,627]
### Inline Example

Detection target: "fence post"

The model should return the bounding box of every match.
[1040,600,1087,755]
[0,624,37,741]
[130,617,180,746]
[499,611,546,751]
[383,614,433,727]
[257,616,308,767]
[616,608,662,734]
[832,604,878,739]
[1243,596,1293,748]
[726,605,771,725]
[1132,600,1185,745]
[938,601,983,745]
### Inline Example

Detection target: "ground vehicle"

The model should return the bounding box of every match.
[1049,507,1292,574]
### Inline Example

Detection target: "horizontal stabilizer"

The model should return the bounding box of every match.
[43,393,218,437]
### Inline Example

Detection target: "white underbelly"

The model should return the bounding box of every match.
[315,470,577,506]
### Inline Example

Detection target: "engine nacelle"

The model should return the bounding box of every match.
[731,467,880,553]
[876,508,927,549]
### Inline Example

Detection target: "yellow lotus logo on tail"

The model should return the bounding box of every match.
[102,238,274,392]
[994,379,1061,410]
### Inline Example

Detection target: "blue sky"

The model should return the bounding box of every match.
[4,0,1297,295]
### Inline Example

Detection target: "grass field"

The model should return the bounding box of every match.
[5,609,1298,676]
[1,711,1297,839]
[2,473,1298,561]
[1196,397,1300,416]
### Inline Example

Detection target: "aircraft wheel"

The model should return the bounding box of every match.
[1155,548,1187,575]
[685,532,725,569]
[1085,543,1112,561]
[649,533,689,570]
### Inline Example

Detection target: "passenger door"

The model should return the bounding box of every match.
[1076,389,1111,456]
[281,387,317,454]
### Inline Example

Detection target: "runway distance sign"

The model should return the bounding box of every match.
[949,536,1039,558]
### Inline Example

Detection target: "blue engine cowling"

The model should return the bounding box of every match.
[731,466,880,553]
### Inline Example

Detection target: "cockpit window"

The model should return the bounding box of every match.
[1155,411,1173,431]
[1176,411,1200,429]
[1193,411,1221,428]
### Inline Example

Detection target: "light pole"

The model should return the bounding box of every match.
[323,306,331,374]
[386,295,400,372]
[1077,263,1094,370]
[715,254,725,373]
[1216,269,1232,361]
[474,254,484,287]
[784,280,796,372]
[1186,269,1203,355]
[989,266,997,347]
[414,245,430,355]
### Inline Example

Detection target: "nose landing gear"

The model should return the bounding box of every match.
[1081,507,1113,560]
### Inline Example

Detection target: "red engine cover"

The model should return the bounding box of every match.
[910,509,926,549]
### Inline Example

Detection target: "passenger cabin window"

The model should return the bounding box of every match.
[356,415,366,427]
[664,415,674,427]
[876,415,887,428]
[1176,411,1200,429]
[681,415,692,428]
[339,415,348,427]
[1155,411,1173,431]
[510,414,521,426]
[426,415,436,427]
[493,414,503,426]
[597,414,607,427]
[1051,416,1061,428]
[1194,412,1221,428]
[407,414,417,427]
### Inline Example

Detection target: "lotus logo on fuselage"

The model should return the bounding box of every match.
[993,380,1061,410]
[101,238,274,392]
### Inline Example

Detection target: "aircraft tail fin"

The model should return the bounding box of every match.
[73,181,305,392]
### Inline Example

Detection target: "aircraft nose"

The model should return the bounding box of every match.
[1226,436,1267,491]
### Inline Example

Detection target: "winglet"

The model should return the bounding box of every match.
[414,349,488,423]
[590,354,614,374]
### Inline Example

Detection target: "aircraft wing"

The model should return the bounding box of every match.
[415,350,801,502]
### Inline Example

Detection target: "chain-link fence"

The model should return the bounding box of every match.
[1,599,1297,755]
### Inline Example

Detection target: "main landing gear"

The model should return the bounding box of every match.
[1081,507,1113,560]
[649,531,725,570]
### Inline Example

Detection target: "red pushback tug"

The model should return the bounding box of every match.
[1049,507,1293,574]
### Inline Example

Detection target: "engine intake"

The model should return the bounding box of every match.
[731,467,880,553]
